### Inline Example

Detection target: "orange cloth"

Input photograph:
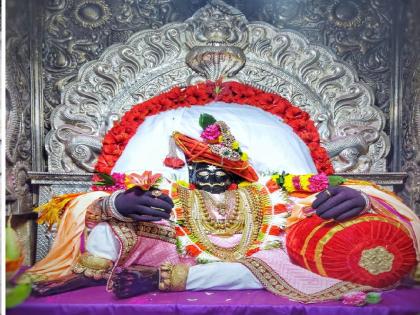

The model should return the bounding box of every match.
[27,191,109,281]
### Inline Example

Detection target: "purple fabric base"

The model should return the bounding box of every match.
[7,286,420,315]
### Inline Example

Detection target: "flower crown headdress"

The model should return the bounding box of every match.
[164,113,258,182]
[199,113,248,162]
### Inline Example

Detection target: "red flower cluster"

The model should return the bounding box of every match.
[95,81,334,175]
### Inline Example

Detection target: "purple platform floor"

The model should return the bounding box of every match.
[7,285,420,315]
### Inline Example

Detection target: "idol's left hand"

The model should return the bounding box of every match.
[311,186,368,221]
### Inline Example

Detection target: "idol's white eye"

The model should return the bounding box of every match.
[215,171,226,177]
[198,171,210,177]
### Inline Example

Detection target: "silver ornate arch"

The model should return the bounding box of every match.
[46,0,389,174]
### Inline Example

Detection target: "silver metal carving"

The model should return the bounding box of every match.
[73,0,111,29]
[6,0,33,215]
[402,45,420,214]
[185,1,248,80]
[46,0,389,175]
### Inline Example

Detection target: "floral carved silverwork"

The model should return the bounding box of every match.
[47,0,389,174]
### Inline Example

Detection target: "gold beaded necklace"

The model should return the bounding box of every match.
[197,190,241,232]
[177,184,264,261]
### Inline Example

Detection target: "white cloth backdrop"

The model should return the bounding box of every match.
[113,102,317,180]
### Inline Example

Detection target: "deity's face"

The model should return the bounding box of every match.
[190,163,232,194]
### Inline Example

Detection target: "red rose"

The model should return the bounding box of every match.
[102,144,122,155]
[165,86,182,100]
[186,244,202,257]
[246,247,260,256]
[159,98,175,110]
[273,204,287,214]
[288,119,307,131]
[227,183,238,190]
[265,179,279,193]
[114,133,130,143]
[299,130,319,142]
[285,107,309,120]
[163,156,185,169]
[110,124,125,137]
[175,226,185,237]
[125,114,144,126]
[103,133,116,145]
[268,226,282,236]
[257,93,276,106]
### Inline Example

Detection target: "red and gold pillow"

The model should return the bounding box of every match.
[286,214,417,288]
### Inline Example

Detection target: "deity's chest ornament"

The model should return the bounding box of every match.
[173,184,267,261]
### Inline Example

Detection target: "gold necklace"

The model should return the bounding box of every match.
[196,190,242,235]
[177,185,265,261]
[198,190,240,230]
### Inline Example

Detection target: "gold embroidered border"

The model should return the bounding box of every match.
[137,222,176,244]
[72,252,113,280]
[239,257,374,303]
[109,219,139,266]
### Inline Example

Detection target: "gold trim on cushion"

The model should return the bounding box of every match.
[300,220,331,272]
[359,246,394,275]
[239,257,374,303]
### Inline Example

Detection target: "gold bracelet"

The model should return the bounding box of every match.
[158,262,189,291]
[359,191,372,214]
[72,252,113,280]
[104,190,135,222]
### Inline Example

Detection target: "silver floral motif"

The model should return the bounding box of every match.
[73,0,111,29]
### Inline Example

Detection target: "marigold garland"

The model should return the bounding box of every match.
[94,81,334,175]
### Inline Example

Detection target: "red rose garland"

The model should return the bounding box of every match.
[95,81,334,175]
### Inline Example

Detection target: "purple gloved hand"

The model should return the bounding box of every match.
[311,186,367,221]
[114,187,174,222]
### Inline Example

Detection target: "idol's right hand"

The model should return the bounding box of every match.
[114,187,174,222]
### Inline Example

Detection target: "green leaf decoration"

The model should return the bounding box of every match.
[199,113,217,129]
[6,283,32,309]
[93,172,115,186]
[214,85,222,95]
[328,175,346,186]
[272,172,287,186]
[92,182,106,186]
